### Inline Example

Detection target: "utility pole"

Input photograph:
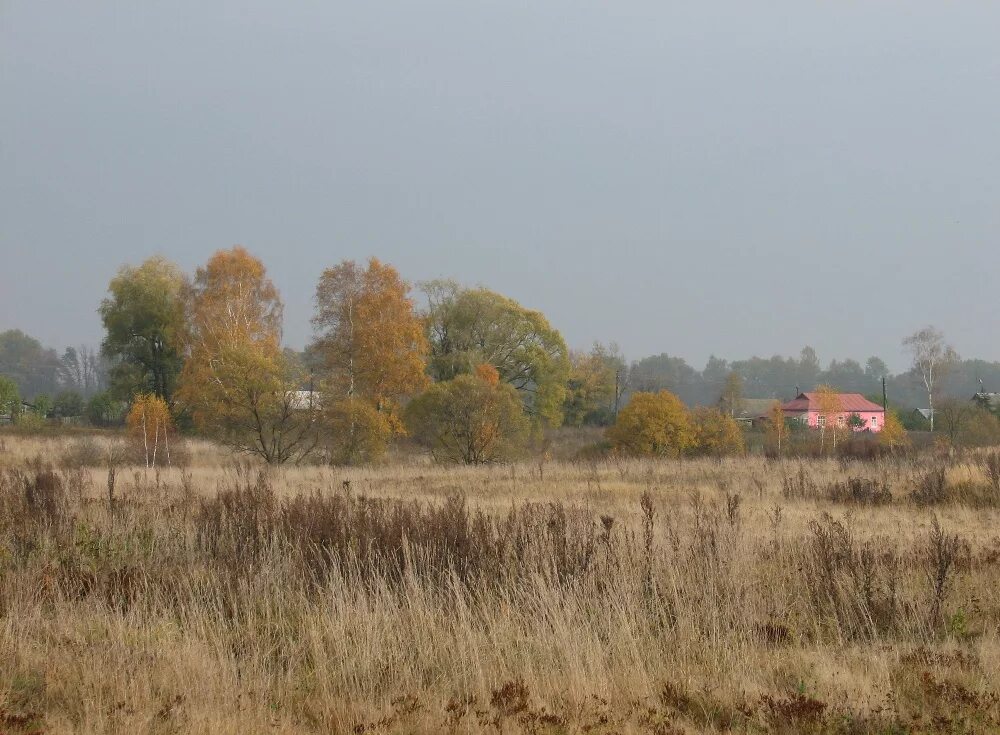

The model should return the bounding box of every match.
[613,369,621,419]
[882,375,887,412]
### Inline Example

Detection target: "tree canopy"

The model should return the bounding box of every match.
[606,390,694,458]
[177,247,317,464]
[99,256,186,401]
[312,258,428,411]
[406,365,529,464]
[423,281,569,426]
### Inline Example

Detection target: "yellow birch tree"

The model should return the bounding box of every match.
[815,384,843,453]
[311,258,428,463]
[177,247,319,464]
[126,393,173,468]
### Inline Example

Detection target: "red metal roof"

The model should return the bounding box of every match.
[780,392,884,413]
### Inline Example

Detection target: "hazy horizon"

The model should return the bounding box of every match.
[3,2,999,371]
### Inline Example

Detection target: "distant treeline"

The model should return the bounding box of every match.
[0,329,108,401]
[1,331,995,414]
[626,348,1000,411]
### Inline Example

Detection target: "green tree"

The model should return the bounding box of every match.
[86,391,126,427]
[606,390,694,458]
[0,376,20,421]
[405,365,530,464]
[31,394,53,419]
[99,256,186,401]
[53,390,85,418]
[422,281,569,426]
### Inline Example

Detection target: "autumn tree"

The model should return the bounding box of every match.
[310,258,428,462]
[177,247,318,464]
[690,407,744,456]
[766,401,789,455]
[422,281,569,426]
[405,364,529,464]
[126,393,174,468]
[99,256,186,402]
[606,390,694,458]
[878,410,910,453]
[323,398,396,465]
[563,343,622,426]
[815,384,843,452]
[903,326,958,433]
[717,371,743,417]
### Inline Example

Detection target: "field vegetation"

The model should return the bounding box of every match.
[1,432,1000,733]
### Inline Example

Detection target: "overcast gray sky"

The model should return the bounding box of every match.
[2,1,998,371]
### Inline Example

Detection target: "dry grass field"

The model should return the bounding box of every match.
[2,432,1000,734]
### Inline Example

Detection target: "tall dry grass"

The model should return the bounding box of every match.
[1,433,1000,733]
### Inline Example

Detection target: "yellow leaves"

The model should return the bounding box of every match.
[879,410,911,451]
[174,248,316,463]
[178,247,285,420]
[606,390,694,458]
[310,258,429,464]
[126,393,172,443]
[313,258,429,412]
[607,391,744,458]
[188,246,283,349]
[766,401,790,453]
[814,383,845,450]
[125,393,173,467]
[324,398,396,465]
[815,384,842,420]
[690,407,745,456]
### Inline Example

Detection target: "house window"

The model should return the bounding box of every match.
[871,416,878,428]
[837,415,846,426]
[818,416,826,427]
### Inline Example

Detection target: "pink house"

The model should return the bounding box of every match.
[780,392,884,433]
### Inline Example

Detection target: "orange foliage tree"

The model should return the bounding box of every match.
[310,258,428,463]
[126,393,173,468]
[177,247,319,464]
